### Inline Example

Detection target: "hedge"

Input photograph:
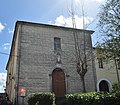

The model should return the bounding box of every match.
[66,92,120,105]
[112,82,120,92]
[28,92,55,105]
[27,91,120,105]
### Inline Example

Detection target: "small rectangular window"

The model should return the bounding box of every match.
[98,58,103,68]
[54,37,61,51]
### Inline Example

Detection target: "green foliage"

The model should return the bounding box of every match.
[28,92,55,105]
[66,92,120,105]
[112,83,120,92]
[98,0,120,37]
[97,0,120,61]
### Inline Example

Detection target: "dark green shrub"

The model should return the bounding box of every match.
[28,92,55,105]
[112,83,120,92]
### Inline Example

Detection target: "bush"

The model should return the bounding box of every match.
[28,92,55,105]
[112,83,120,92]
[66,92,120,105]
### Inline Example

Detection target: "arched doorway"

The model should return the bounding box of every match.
[99,80,109,92]
[52,68,66,97]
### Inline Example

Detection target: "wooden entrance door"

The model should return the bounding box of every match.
[52,69,66,97]
[99,80,109,92]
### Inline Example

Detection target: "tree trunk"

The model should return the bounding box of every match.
[115,59,120,83]
[81,76,86,93]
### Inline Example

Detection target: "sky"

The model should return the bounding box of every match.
[0,0,105,92]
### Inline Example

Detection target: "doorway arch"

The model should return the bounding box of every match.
[52,68,66,97]
[97,79,112,92]
[99,80,110,92]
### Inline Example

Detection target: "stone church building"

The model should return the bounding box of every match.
[6,21,96,104]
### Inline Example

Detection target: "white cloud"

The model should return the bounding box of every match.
[2,43,10,51]
[73,0,105,4]
[0,22,5,32]
[0,72,7,93]
[48,21,52,24]
[54,15,71,27]
[92,0,105,3]
[75,0,79,2]
[3,43,10,46]
[8,28,14,34]
[54,15,93,29]
[75,0,80,3]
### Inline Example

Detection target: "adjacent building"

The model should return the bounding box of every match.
[94,48,120,92]
[6,21,96,105]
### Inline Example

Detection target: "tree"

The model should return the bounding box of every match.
[96,0,120,82]
[72,18,88,92]
[71,0,92,92]
[98,0,120,37]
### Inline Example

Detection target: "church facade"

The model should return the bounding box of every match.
[6,21,96,105]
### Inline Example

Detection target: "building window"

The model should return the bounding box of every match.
[98,58,103,68]
[54,37,61,51]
